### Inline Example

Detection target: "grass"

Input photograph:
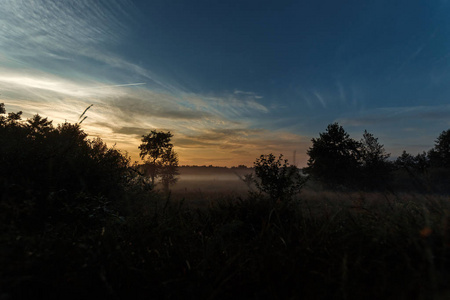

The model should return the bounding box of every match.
[2,183,450,299]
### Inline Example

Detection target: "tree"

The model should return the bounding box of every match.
[360,130,390,165]
[395,151,415,170]
[429,129,450,168]
[394,150,433,192]
[253,153,307,202]
[139,130,179,188]
[359,130,391,189]
[26,114,53,137]
[305,123,361,187]
[159,147,179,193]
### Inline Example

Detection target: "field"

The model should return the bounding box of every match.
[2,167,450,299]
[169,167,250,205]
[129,169,450,299]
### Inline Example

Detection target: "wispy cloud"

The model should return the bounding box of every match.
[336,81,347,105]
[78,83,147,90]
[0,0,132,55]
[186,91,269,119]
[337,104,450,127]
[313,91,327,109]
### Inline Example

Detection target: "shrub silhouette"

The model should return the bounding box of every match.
[253,153,307,201]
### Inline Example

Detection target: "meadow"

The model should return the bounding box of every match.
[142,178,450,300]
[3,169,450,299]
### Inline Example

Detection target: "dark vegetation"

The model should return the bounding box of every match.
[305,122,450,193]
[1,103,450,299]
[138,130,179,192]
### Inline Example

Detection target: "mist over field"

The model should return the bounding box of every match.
[178,174,242,181]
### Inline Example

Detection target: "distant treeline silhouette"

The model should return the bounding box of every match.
[305,122,450,192]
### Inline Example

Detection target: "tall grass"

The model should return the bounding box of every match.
[3,187,450,299]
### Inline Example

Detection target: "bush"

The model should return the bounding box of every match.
[253,153,307,202]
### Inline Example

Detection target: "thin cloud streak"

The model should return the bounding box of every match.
[313,91,327,109]
[78,83,147,90]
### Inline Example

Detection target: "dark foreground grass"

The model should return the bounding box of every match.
[2,190,450,299]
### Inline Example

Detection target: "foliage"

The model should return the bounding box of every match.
[395,151,430,174]
[394,150,450,193]
[0,104,131,229]
[392,129,450,192]
[139,130,179,188]
[160,146,180,193]
[360,130,390,165]
[253,153,307,201]
[359,130,392,189]
[429,129,450,168]
[305,123,362,187]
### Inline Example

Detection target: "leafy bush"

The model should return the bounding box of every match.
[253,153,307,202]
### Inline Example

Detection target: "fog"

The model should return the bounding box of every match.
[177,174,242,181]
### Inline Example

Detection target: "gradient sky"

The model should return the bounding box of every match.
[1,0,450,167]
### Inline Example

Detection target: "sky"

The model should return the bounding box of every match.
[1,0,450,167]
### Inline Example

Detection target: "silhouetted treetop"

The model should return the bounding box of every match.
[429,129,450,168]
[360,130,390,166]
[359,130,391,189]
[139,130,173,162]
[305,123,361,187]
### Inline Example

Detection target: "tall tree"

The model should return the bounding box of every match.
[429,129,450,168]
[139,130,179,187]
[305,123,361,187]
[360,130,391,189]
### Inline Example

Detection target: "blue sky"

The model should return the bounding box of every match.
[1,0,450,166]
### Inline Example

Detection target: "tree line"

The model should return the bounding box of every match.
[304,122,450,192]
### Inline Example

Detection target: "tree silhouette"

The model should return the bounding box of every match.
[160,147,179,193]
[305,123,361,187]
[429,129,450,168]
[359,130,391,189]
[139,130,179,188]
